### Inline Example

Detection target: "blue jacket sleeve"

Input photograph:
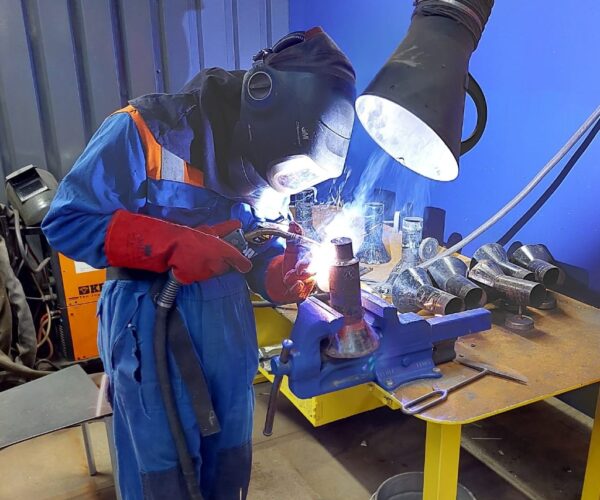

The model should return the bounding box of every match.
[41,113,147,268]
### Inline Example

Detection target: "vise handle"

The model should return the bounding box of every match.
[263,339,293,436]
[402,359,527,415]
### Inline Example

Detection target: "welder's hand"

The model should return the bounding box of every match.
[264,221,316,303]
[105,210,252,285]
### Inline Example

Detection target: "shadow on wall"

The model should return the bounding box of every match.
[552,261,600,308]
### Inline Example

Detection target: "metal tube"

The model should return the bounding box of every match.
[415,284,464,316]
[445,274,485,309]
[525,259,560,287]
[357,202,390,265]
[328,237,363,321]
[325,237,380,358]
[493,275,546,308]
[427,256,485,310]
[468,260,546,307]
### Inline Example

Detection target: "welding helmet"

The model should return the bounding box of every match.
[237,27,356,195]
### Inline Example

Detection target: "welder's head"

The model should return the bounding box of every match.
[238,27,356,195]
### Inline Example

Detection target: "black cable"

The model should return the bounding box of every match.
[154,277,203,500]
[497,119,600,246]
[0,350,51,379]
[35,358,61,371]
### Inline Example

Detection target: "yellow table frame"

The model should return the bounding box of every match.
[414,390,600,500]
[582,394,600,500]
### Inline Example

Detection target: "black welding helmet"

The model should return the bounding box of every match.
[237,27,356,195]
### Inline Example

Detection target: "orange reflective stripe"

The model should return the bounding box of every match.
[183,162,205,187]
[111,105,204,187]
[115,105,162,180]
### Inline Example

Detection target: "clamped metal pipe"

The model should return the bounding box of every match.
[325,237,380,359]
[263,338,294,437]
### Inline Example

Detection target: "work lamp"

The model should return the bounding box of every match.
[356,0,494,181]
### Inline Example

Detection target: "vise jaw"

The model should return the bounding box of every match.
[271,291,491,399]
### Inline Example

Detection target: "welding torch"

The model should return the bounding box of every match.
[245,223,321,248]
[221,223,320,259]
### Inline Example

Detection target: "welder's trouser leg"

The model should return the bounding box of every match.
[422,422,461,500]
[581,389,600,500]
[97,278,257,500]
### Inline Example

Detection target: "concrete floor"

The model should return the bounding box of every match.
[0,381,532,500]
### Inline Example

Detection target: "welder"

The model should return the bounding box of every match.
[41,28,355,500]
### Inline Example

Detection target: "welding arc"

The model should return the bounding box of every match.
[419,105,600,268]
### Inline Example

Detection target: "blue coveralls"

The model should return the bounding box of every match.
[42,109,284,499]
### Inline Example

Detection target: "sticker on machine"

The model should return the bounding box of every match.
[74,260,100,274]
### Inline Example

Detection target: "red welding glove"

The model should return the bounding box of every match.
[264,221,316,303]
[104,210,252,284]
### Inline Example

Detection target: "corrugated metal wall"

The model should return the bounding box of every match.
[0,0,289,182]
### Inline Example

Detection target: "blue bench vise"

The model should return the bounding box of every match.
[261,236,491,436]
[271,291,491,399]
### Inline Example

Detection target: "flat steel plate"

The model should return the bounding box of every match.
[0,365,111,449]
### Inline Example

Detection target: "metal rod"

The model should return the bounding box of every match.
[263,338,293,437]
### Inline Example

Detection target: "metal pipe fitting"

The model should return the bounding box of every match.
[428,256,486,309]
[392,267,463,315]
[325,237,380,358]
[468,259,546,307]
[510,244,560,287]
[472,243,534,280]
[357,202,391,265]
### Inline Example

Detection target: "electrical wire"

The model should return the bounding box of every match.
[31,271,54,358]
[419,105,600,268]
[13,211,51,273]
[37,313,52,352]
[35,357,61,371]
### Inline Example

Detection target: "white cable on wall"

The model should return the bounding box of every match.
[419,104,600,268]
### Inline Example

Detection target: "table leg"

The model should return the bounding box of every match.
[581,389,600,500]
[81,422,97,476]
[104,415,122,500]
[423,422,462,500]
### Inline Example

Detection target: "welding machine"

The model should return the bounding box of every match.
[49,253,105,360]
[5,166,105,362]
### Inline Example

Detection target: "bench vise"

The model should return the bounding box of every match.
[271,291,491,399]
[262,236,491,436]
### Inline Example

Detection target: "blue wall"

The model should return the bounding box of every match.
[290,0,600,305]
